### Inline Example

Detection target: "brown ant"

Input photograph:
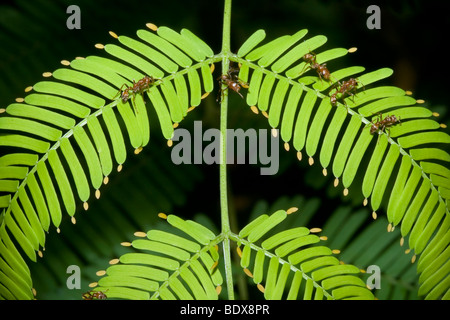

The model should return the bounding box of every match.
[217,64,249,102]
[115,75,161,104]
[329,78,363,107]
[366,113,401,143]
[82,289,108,300]
[302,51,332,82]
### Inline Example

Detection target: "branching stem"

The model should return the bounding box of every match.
[220,0,234,300]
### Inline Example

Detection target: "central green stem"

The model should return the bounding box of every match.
[220,0,234,300]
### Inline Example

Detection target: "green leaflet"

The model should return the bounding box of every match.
[361,134,389,199]
[331,115,362,179]
[166,214,216,245]
[370,144,400,212]
[60,138,90,202]
[305,99,332,158]
[24,93,90,118]
[116,101,144,148]
[86,116,113,177]
[32,81,104,108]
[292,91,317,152]
[180,28,214,58]
[0,117,61,141]
[73,125,104,190]
[137,29,192,68]
[237,29,266,57]
[157,27,207,62]
[268,77,290,128]
[102,105,127,164]
[398,131,450,149]
[6,104,75,129]
[260,29,308,69]
[119,35,179,74]
[36,160,62,228]
[342,128,374,188]
[104,44,164,79]
[47,149,76,217]
[319,107,348,169]
[52,68,117,99]
[280,84,303,143]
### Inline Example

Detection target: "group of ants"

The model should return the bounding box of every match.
[112,51,400,144]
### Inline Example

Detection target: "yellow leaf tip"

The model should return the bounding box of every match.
[286,207,298,214]
[96,270,107,276]
[134,146,143,154]
[158,212,168,219]
[257,283,265,293]
[109,31,119,39]
[243,268,253,278]
[134,231,147,238]
[146,23,158,31]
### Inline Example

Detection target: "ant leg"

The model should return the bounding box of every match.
[113,83,127,100]
[299,64,312,76]
[376,131,381,145]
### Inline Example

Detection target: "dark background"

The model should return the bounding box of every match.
[0,0,448,299]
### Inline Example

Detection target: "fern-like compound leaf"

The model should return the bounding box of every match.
[234,29,449,299]
[94,215,222,300]
[235,209,375,300]
[0,25,217,299]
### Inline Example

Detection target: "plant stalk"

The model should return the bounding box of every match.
[220,0,234,300]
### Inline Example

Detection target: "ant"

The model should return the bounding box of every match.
[329,78,363,107]
[217,64,249,102]
[115,75,161,104]
[82,289,108,300]
[366,113,401,143]
[302,51,332,82]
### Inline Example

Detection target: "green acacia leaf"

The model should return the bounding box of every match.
[237,209,374,300]
[237,29,266,58]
